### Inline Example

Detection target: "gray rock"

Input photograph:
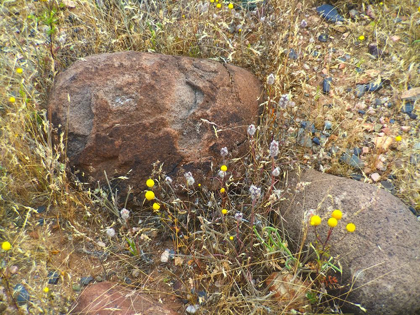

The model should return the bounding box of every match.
[355,85,366,98]
[280,169,420,315]
[340,150,365,168]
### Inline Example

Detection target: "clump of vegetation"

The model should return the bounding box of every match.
[1,0,419,313]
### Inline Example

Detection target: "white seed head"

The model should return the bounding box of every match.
[106,228,115,238]
[300,19,308,28]
[247,124,256,136]
[267,73,275,85]
[269,140,279,158]
[249,185,261,200]
[218,170,226,178]
[272,167,280,177]
[120,208,130,221]
[234,212,244,221]
[220,147,228,157]
[184,172,195,186]
[165,176,173,184]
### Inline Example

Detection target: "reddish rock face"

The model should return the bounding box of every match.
[70,282,178,315]
[48,52,261,200]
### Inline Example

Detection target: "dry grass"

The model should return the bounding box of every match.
[0,0,419,314]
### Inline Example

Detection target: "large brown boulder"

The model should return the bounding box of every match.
[70,282,178,314]
[280,169,420,315]
[48,51,261,199]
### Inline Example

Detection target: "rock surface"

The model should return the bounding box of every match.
[48,52,261,199]
[70,282,178,314]
[279,169,420,315]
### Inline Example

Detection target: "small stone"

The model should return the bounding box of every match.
[316,4,344,22]
[132,269,141,278]
[339,63,346,70]
[355,85,367,98]
[350,173,363,181]
[124,277,132,284]
[368,43,385,58]
[303,63,310,70]
[374,136,393,150]
[358,109,365,115]
[297,128,312,148]
[9,265,18,274]
[323,77,332,94]
[318,34,328,42]
[401,102,414,113]
[186,304,200,314]
[312,51,320,57]
[371,173,381,182]
[48,271,60,284]
[407,113,418,120]
[13,284,30,305]
[94,276,103,282]
[390,35,400,42]
[313,137,321,145]
[354,148,362,156]
[36,206,47,213]
[367,81,383,92]
[324,121,332,130]
[349,9,359,19]
[288,48,298,60]
[380,181,395,193]
[362,147,369,154]
[366,5,376,19]
[340,150,365,168]
[401,87,420,102]
[409,206,418,216]
[80,276,94,286]
[73,284,81,292]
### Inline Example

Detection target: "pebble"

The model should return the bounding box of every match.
[370,173,381,182]
[354,147,362,156]
[94,276,103,282]
[318,34,328,42]
[403,103,415,113]
[350,173,363,181]
[355,85,366,98]
[409,206,417,216]
[367,81,383,92]
[323,77,332,94]
[303,63,310,70]
[312,137,320,145]
[186,304,200,314]
[73,284,81,292]
[316,4,344,22]
[413,142,420,150]
[380,181,395,193]
[48,271,60,284]
[36,206,47,213]
[349,9,359,19]
[368,43,384,58]
[324,121,332,130]
[297,128,312,148]
[80,276,94,286]
[401,126,411,132]
[289,48,298,60]
[358,109,365,115]
[14,284,30,305]
[340,150,365,168]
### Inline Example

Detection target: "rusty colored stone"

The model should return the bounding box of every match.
[48,52,262,201]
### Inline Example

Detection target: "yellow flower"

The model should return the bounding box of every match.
[221,165,227,172]
[16,68,23,74]
[198,183,201,187]
[153,203,160,211]
[9,97,16,103]
[43,287,49,293]
[220,187,226,193]
[379,2,383,5]
[238,28,242,33]
[146,179,155,188]
[1,241,11,251]
[145,191,155,201]
[228,3,233,9]
[358,35,365,41]
[229,236,234,240]
[395,135,402,142]
[346,223,356,233]
[331,210,342,220]
[222,209,228,215]
[210,0,214,2]
[216,3,221,8]
[310,215,321,226]
[328,217,338,228]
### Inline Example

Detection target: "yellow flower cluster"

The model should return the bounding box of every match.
[310,210,356,233]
